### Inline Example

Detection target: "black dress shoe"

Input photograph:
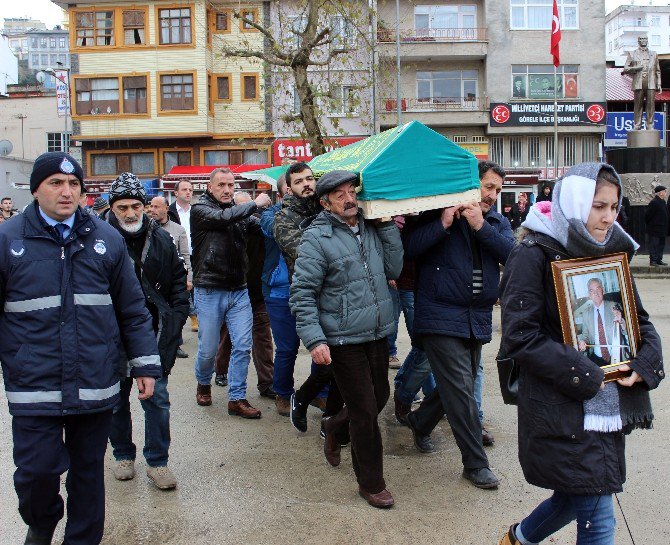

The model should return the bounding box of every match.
[289,393,307,433]
[176,348,189,358]
[25,527,54,545]
[215,373,227,387]
[260,387,277,399]
[482,427,495,446]
[407,411,435,453]
[658,261,669,266]
[462,467,500,489]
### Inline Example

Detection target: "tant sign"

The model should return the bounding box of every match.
[604,112,666,148]
[272,137,363,165]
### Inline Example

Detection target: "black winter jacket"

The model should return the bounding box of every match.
[190,191,260,290]
[645,195,669,237]
[500,233,663,495]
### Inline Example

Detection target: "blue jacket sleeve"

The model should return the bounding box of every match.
[260,206,278,239]
[403,216,449,260]
[473,215,515,265]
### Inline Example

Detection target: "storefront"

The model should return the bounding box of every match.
[496,170,541,224]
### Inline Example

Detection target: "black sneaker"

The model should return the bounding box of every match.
[407,411,435,453]
[462,467,500,489]
[215,374,227,387]
[290,393,308,433]
[176,348,189,358]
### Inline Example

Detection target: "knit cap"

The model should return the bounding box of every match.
[109,172,146,206]
[30,152,84,193]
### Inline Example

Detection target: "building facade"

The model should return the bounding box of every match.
[53,0,270,184]
[27,28,71,71]
[376,0,606,213]
[0,34,19,95]
[606,5,670,67]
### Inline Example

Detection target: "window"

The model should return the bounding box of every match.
[512,65,579,99]
[331,16,355,49]
[91,152,155,176]
[511,0,578,30]
[241,73,259,101]
[50,37,56,48]
[58,54,66,64]
[563,135,576,166]
[581,136,598,162]
[292,86,302,114]
[50,54,57,65]
[163,151,191,173]
[75,10,115,47]
[417,70,478,106]
[415,5,477,39]
[472,135,487,143]
[160,73,194,111]
[215,75,231,101]
[490,137,504,166]
[651,35,661,46]
[22,39,28,47]
[47,133,70,153]
[509,136,523,167]
[286,16,306,48]
[31,54,39,65]
[652,16,660,27]
[545,137,555,166]
[40,38,47,47]
[244,149,267,164]
[59,37,66,48]
[122,76,148,114]
[204,150,229,165]
[330,85,359,115]
[528,136,540,166]
[159,8,192,45]
[75,77,120,115]
[123,10,146,45]
[240,9,259,32]
[453,135,468,143]
[40,54,48,65]
[31,38,37,48]
[204,148,266,166]
[215,11,230,31]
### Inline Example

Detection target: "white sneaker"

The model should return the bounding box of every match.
[147,466,177,490]
[113,459,135,481]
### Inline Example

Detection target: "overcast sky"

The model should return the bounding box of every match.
[3,0,670,31]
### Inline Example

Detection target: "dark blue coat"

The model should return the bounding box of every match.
[405,209,514,342]
[260,203,290,300]
[0,203,161,417]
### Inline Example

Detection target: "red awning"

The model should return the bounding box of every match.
[165,164,271,177]
[607,67,670,102]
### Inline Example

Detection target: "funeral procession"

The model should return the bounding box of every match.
[3,0,670,544]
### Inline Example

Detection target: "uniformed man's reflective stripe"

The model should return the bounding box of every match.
[4,296,61,313]
[6,382,121,404]
[129,355,160,367]
[73,293,113,306]
[6,390,62,403]
[79,382,120,401]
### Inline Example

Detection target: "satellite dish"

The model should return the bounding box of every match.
[36,71,46,84]
[0,140,13,156]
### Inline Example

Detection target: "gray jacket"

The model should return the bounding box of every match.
[160,219,192,283]
[289,210,403,350]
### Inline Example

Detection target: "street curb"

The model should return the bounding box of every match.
[631,266,670,278]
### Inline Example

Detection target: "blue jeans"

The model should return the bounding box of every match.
[387,286,410,357]
[265,296,300,399]
[110,376,170,467]
[474,355,484,424]
[518,491,615,545]
[194,287,253,401]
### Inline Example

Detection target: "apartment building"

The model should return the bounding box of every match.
[376,0,607,210]
[606,4,670,66]
[52,0,270,184]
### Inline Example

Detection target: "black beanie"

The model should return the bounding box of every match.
[30,152,85,193]
[108,172,147,206]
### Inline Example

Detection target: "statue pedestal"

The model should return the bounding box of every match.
[627,129,661,148]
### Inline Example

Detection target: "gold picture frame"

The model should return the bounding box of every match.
[551,253,641,382]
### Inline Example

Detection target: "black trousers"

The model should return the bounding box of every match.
[412,335,489,469]
[648,235,666,264]
[12,411,113,545]
[295,364,344,418]
[330,338,390,493]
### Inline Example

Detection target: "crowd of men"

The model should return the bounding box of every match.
[2,150,516,544]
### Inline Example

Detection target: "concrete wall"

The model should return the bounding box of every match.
[0,156,35,209]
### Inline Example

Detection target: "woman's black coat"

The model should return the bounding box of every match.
[500,233,663,495]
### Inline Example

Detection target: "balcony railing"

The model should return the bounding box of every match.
[377,27,487,43]
[381,97,488,112]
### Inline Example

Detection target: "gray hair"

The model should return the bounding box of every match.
[209,168,233,183]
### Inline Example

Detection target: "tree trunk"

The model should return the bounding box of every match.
[293,61,326,156]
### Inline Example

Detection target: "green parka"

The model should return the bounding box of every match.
[289,210,403,351]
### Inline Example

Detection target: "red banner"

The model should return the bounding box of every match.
[272,137,364,165]
[551,0,562,67]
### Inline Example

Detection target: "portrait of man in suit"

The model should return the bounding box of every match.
[622,35,662,131]
[576,277,631,365]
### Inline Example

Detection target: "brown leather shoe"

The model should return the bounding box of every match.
[359,487,394,508]
[275,396,290,417]
[394,389,411,426]
[196,384,211,406]
[323,407,348,467]
[228,399,261,419]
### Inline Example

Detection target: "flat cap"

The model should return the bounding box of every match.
[315,170,359,198]
[654,185,667,193]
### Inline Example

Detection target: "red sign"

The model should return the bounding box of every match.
[272,137,364,165]
[491,105,510,124]
[586,104,605,123]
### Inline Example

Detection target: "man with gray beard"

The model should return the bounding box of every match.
[107,173,190,490]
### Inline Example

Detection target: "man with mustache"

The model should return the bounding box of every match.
[107,173,190,490]
[403,160,514,490]
[290,170,403,508]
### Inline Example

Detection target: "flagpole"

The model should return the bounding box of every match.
[554,64,559,181]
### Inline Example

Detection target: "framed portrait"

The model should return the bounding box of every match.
[551,253,640,382]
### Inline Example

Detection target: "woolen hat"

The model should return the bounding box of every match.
[109,172,147,206]
[30,152,84,193]
[654,185,667,193]
[92,197,109,210]
[315,170,359,198]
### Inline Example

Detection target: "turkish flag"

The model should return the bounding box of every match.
[551,0,561,67]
